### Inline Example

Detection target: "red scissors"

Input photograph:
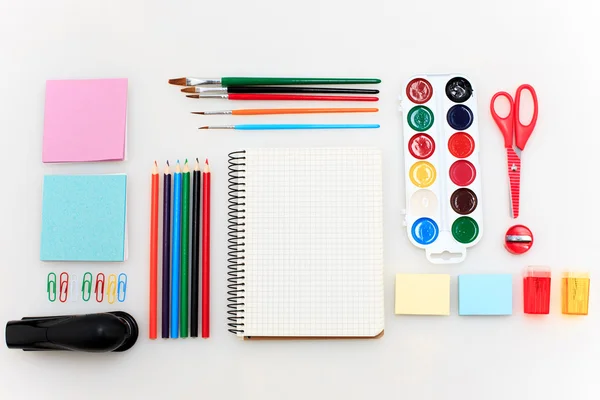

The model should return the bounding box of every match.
[490,84,538,219]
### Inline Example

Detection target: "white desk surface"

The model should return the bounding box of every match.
[1,1,598,399]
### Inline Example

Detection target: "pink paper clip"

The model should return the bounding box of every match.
[59,272,69,303]
[95,273,105,303]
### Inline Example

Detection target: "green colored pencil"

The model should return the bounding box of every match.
[180,160,191,337]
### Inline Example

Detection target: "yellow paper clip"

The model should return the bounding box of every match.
[107,274,117,304]
[562,272,590,315]
[47,272,57,302]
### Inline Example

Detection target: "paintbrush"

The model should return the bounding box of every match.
[186,94,378,101]
[169,77,381,87]
[181,86,379,95]
[192,107,379,116]
[198,124,380,130]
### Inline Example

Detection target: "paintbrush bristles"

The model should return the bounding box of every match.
[168,78,187,85]
[181,87,196,93]
[187,95,200,99]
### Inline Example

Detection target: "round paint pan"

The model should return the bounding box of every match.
[448,132,475,158]
[445,77,473,103]
[406,78,433,104]
[449,160,476,186]
[452,216,479,244]
[408,106,434,131]
[408,133,435,159]
[450,188,478,215]
[447,104,474,131]
[411,217,439,245]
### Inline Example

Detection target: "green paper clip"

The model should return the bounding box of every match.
[82,272,92,302]
[47,272,57,302]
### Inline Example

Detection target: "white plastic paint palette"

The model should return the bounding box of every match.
[401,74,483,263]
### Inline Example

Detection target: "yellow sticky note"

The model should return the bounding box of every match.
[395,274,450,315]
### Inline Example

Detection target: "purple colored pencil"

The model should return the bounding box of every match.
[161,162,172,338]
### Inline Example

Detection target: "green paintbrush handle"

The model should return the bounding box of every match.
[221,77,381,86]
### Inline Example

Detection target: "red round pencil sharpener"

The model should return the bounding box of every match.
[504,225,533,254]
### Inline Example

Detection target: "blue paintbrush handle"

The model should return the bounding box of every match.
[234,124,380,130]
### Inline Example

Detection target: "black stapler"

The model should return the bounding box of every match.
[5,311,138,352]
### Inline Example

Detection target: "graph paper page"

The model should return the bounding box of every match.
[242,148,384,337]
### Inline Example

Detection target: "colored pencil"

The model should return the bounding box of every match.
[180,161,190,338]
[170,161,182,339]
[169,77,381,87]
[190,159,201,338]
[181,86,379,95]
[202,159,211,338]
[198,124,380,131]
[192,108,379,116]
[161,162,172,338]
[186,94,378,101]
[149,161,159,339]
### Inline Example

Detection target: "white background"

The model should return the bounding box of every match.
[0,1,598,399]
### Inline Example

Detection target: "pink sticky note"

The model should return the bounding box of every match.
[43,78,128,163]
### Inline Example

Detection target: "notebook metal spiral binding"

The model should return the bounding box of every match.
[227,150,246,334]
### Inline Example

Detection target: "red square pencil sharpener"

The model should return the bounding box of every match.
[523,267,551,314]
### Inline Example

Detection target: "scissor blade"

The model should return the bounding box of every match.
[506,147,522,218]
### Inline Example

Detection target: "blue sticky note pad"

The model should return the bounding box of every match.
[458,274,513,315]
[41,174,127,262]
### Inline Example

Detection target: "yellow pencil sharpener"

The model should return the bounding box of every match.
[561,272,590,315]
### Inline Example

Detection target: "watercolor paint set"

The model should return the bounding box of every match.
[400,74,483,263]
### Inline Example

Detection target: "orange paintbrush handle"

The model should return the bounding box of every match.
[231,108,379,116]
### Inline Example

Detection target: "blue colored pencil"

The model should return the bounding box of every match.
[198,124,380,130]
[170,161,182,338]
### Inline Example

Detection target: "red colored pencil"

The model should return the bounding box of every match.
[202,159,211,338]
[150,161,159,339]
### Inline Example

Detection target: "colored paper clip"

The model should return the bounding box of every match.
[47,272,57,302]
[70,275,78,302]
[59,272,69,303]
[107,274,117,304]
[117,273,127,302]
[82,272,93,302]
[95,273,105,303]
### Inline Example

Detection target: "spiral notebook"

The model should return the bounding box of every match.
[227,147,384,339]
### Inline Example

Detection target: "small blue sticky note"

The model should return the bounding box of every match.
[458,274,513,315]
[41,174,127,262]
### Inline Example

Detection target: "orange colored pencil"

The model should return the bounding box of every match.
[192,107,379,116]
[149,161,159,339]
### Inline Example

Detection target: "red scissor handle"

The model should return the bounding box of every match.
[513,84,538,151]
[490,91,515,149]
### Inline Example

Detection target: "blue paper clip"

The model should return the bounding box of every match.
[82,272,92,302]
[47,272,57,302]
[118,273,127,302]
